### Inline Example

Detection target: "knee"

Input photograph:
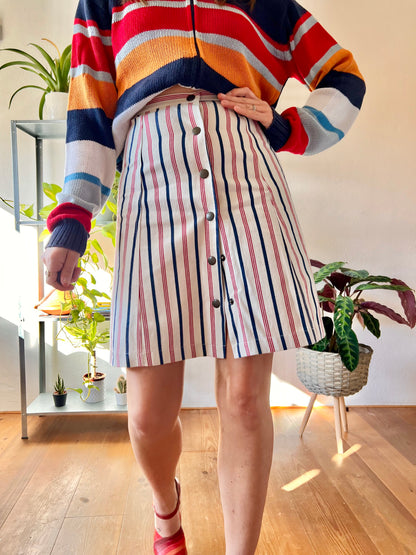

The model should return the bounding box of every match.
[128,408,177,442]
[218,386,267,431]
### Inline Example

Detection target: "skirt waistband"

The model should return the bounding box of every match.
[141,89,219,114]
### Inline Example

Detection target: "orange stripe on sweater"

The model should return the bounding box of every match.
[310,48,364,89]
[116,36,197,96]
[201,44,280,104]
[68,75,117,118]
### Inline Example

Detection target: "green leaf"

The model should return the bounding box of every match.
[334,296,354,338]
[350,275,392,285]
[28,43,59,87]
[318,295,335,304]
[310,336,329,352]
[342,269,369,279]
[106,201,117,215]
[43,181,61,201]
[39,202,57,219]
[91,239,104,255]
[361,311,381,338]
[38,228,50,242]
[355,284,411,292]
[93,313,106,322]
[313,262,346,284]
[77,277,88,288]
[337,329,360,371]
[21,204,34,218]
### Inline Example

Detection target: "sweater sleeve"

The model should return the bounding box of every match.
[265,0,366,155]
[46,0,118,254]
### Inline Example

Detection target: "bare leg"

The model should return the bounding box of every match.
[216,338,274,555]
[127,361,185,537]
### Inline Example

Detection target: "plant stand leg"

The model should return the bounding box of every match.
[333,397,344,455]
[339,396,348,433]
[299,393,317,438]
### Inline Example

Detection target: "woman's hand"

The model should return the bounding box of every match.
[42,247,81,291]
[218,87,273,128]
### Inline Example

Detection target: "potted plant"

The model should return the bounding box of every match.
[60,284,111,404]
[0,39,71,119]
[114,375,127,406]
[53,373,67,407]
[296,261,416,397]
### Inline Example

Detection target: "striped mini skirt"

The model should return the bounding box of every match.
[110,90,325,368]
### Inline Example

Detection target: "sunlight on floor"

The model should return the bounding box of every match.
[281,468,321,492]
[332,443,362,464]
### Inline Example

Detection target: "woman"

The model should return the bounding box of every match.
[42,0,365,553]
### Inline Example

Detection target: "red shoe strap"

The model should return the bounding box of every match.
[154,479,181,521]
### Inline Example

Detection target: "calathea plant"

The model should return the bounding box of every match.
[310,261,416,371]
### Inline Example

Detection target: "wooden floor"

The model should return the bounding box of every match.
[0,406,415,554]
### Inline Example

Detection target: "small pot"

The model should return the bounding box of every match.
[43,92,68,119]
[114,391,127,406]
[82,372,106,403]
[53,392,67,407]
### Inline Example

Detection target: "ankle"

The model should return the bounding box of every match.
[153,479,182,538]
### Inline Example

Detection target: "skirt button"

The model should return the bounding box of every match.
[208,256,217,265]
[200,169,209,179]
[206,211,215,221]
[187,94,196,101]
[212,299,221,308]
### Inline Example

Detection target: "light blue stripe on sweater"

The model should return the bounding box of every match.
[64,172,111,197]
[303,105,344,141]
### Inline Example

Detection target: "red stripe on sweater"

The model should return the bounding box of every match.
[47,203,92,233]
[72,34,115,77]
[291,22,337,82]
[279,108,308,154]
[112,6,194,53]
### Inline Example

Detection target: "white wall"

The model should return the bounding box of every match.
[0,0,415,411]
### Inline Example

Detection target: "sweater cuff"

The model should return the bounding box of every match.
[46,218,89,256]
[262,110,292,152]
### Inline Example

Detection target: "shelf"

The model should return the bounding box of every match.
[27,392,127,415]
[13,120,66,140]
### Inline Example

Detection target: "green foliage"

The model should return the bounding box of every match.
[53,373,66,394]
[115,375,127,394]
[36,179,119,377]
[311,261,416,371]
[0,39,71,118]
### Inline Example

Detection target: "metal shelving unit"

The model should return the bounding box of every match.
[11,120,125,439]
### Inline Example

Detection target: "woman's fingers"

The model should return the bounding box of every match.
[42,247,81,291]
[218,88,273,128]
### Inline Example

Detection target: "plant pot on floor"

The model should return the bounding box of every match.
[82,372,106,403]
[296,344,373,397]
[53,392,67,407]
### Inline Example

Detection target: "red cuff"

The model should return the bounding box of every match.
[279,107,309,155]
[47,203,92,234]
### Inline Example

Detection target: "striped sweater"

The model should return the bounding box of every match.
[47,0,365,254]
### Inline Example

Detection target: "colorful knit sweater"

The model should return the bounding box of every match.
[47,0,365,254]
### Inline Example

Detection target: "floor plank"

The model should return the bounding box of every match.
[0,408,415,554]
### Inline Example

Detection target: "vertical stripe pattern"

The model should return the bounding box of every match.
[110,91,325,367]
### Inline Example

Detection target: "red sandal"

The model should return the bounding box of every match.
[153,479,187,555]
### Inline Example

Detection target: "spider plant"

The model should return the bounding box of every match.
[0,38,71,118]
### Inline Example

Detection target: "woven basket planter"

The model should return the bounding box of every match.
[296,344,373,397]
